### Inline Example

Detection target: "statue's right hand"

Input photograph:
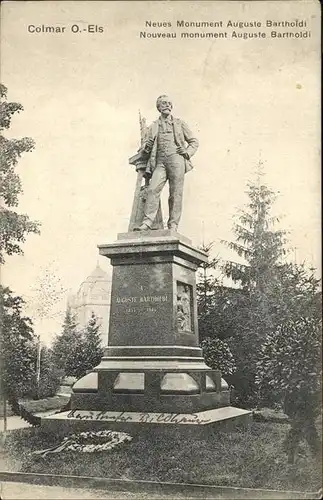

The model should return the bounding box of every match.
[145,137,154,151]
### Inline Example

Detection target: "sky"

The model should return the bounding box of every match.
[1,0,321,344]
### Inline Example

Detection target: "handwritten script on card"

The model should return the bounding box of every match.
[67,410,212,425]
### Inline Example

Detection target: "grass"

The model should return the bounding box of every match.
[1,421,321,493]
[0,395,70,418]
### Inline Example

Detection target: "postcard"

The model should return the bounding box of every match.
[0,1,321,498]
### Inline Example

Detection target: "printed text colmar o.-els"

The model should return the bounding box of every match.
[27,23,104,33]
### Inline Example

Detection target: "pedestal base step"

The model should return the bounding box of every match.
[41,406,252,435]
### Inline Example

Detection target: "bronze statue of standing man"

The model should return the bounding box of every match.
[134,95,199,232]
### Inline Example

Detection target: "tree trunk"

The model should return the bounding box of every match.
[1,395,7,444]
[35,335,41,399]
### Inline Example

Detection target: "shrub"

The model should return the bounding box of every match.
[201,337,236,376]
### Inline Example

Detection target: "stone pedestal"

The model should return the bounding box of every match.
[41,230,253,434]
[70,230,233,414]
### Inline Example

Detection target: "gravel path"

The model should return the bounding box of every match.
[0,411,56,432]
[0,481,194,499]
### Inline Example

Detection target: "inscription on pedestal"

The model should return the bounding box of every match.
[108,263,174,345]
[116,293,169,314]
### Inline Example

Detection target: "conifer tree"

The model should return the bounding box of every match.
[66,312,103,379]
[222,167,290,351]
[197,242,222,339]
[66,312,103,378]
[222,167,288,293]
[221,168,288,405]
[51,306,81,374]
[84,311,104,369]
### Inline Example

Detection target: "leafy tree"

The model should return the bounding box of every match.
[0,86,42,428]
[0,83,40,263]
[270,262,322,324]
[51,306,81,374]
[27,263,66,325]
[256,317,321,463]
[0,285,37,400]
[66,312,103,379]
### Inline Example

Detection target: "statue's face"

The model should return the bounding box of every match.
[157,96,173,116]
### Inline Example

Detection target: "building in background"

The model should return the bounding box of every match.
[68,263,112,345]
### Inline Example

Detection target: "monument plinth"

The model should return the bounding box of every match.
[70,230,233,414]
[42,230,252,429]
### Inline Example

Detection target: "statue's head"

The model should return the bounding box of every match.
[156,95,173,116]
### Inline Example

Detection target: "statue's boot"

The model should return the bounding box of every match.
[133,223,151,231]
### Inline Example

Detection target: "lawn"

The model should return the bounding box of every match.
[0,395,70,418]
[1,421,321,493]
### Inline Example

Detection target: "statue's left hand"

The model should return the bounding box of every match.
[177,146,189,159]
